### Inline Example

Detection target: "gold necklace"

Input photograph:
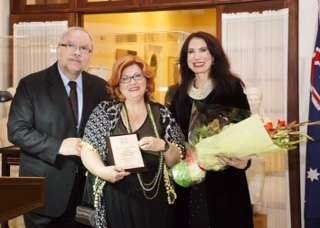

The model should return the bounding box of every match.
[143,103,176,204]
[122,103,164,200]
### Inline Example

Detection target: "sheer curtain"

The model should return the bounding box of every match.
[13,21,68,86]
[222,9,290,228]
[0,0,9,119]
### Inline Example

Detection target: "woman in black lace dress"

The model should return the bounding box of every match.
[80,55,185,228]
[169,31,253,228]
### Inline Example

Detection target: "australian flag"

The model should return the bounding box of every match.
[305,20,320,228]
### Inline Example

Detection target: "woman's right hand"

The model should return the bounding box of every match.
[99,166,130,183]
[216,155,249,170]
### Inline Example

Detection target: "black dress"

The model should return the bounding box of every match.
[103,109,173,228]
[82,101,185,228]
[170,81,253,228]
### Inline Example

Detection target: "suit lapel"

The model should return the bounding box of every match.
[79,73,93,133]
[46,63,77,133]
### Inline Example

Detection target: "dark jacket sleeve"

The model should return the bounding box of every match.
[233,81,250,110]
[7,78,61,164]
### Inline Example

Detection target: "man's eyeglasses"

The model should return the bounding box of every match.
[120,74,145,84]
[59,43,92,55]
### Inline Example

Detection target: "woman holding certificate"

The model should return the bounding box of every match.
[80,55,185,228]
[169,31,253,228]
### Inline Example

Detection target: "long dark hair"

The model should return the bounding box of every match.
[178,31,244,100]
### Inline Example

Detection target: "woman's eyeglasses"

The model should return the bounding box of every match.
[120,74,145,84]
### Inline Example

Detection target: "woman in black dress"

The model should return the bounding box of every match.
[80,55,185,228]
[169,31,253,228]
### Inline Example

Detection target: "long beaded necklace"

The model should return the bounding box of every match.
[122,102,164,201]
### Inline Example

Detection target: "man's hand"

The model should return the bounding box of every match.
[59,138,82,156]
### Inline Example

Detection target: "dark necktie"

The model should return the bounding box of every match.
[68,81,78,125]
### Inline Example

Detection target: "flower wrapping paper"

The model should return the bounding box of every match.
[195,114,283,171]
[171,149,206,187]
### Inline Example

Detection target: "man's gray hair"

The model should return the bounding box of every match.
[58,26,94,50]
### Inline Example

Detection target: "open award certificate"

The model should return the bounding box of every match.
[107,133,146,172]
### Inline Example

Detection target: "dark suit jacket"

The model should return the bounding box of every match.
[7,62,108,217]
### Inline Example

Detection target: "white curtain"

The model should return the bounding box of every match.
[0,0,9,119]
[222,9,290,228]
[13,21,68,86]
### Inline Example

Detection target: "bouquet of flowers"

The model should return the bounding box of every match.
[171,103,250,187]
[171,103,318,188]
[194,114,314,170]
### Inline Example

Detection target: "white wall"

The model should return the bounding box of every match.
[299,0,319,227]
[0,0,10,90]
[0,1,10,119]
[0,1,9,36]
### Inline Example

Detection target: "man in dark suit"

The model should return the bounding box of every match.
[7,27,108,228]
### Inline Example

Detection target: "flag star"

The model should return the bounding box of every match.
[307,168,320,182]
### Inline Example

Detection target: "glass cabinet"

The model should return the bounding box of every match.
[87,31,188,104]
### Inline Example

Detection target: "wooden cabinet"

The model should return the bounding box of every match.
[10,0,275,14]
[10,0,75,13]
[10,0,139,13]
[0,177,44,228]
[77,0,138,8]
[143,0,213,8]
[253,213,267,228]
[10,12,77,24]
[25,0,69,4]
[213,0,266,4]
[76,0,139,13]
